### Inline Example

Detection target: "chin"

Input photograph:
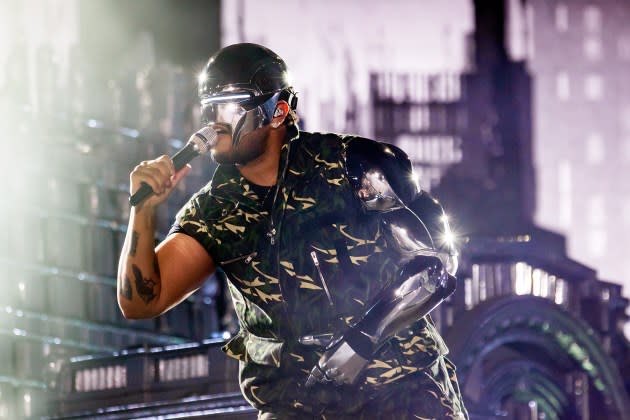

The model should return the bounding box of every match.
[210,145,233,164]
[211,152,232,165]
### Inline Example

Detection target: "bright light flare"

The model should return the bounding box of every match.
[440,213,457,248]
[200,93,252,104]
[443,229,455,244]
[410,171,421,191]
[197,71,207,85]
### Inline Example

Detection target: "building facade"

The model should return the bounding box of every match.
[527,0,630,310]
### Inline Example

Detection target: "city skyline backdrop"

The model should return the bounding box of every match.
[1,0,629,334]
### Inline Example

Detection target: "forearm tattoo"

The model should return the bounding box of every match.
[132,264,158,304]
[129,231,139,257]
[121,276,133,300]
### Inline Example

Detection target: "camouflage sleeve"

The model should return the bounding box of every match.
[167,190,217,257]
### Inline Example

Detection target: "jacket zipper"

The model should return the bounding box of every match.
[266,183,281,245]
[220,252,258,265]
[310,251,334,306]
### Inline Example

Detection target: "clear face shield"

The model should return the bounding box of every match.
[200,89,281,146]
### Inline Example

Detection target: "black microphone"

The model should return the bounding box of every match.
[129,126,218,206]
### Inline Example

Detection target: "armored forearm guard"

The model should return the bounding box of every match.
[345,253,456,358]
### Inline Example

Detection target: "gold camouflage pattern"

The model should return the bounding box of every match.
[173,131,467,417]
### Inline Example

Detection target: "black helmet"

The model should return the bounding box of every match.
[198,43,297,145]
[199,43,291,97]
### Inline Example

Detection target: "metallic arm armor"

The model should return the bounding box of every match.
[306,138,458,386]
[343,139,458,357]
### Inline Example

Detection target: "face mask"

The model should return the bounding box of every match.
[200,89,281,146]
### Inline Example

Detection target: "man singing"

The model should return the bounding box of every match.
[117,43,467,419]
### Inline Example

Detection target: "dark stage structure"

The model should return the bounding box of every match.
[1,0,628,419]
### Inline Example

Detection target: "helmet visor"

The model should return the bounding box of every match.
[201,102,248,126]
[200,89,278,126]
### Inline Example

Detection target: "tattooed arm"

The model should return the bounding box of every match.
[117,156,214,319]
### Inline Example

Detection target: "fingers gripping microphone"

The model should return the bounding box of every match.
[129,126,218,206]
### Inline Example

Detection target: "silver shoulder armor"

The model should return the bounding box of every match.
[344,137,458,274]
[345,137,418,212]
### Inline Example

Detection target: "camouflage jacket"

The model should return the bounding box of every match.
[174,131,450,413]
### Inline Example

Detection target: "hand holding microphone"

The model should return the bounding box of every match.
[129,126,217,207]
